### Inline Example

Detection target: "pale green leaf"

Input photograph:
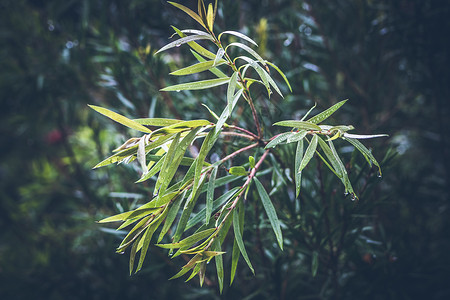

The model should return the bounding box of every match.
[229,166,247,176]
[157,227,216,249]
[172,26,216,59]
[299,134,318,172]
[249,156,256,169]
[191,50,227,78]
[307,99,347,124]
[342,133,389,139]
[227,42,266,66]
[155,35,212,55]
[254,177,283,250]
[133,118,183,126]
[273,120,321,131]
[170,60,226,76]
[206,166,218,224]
[88,105,152,133]
[265,132,292,149]
[160,77,230,92]
[219,30,258,46]
[287,130,307,143]
[227,72,238,114]
[295,140,304,198]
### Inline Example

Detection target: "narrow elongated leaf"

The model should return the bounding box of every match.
[133,118,182,126]
[265,61,292,92]
[227,72,238,114]
[328,139,355,196]
[287,130,307,143]
[157,227,216,249]
[152,120,210,136]
[191,50,227,78]
[301,103,317,121]
[254,177,283,250]
[206,166,218,224]
[216,89,244,134]
[88,105,152,133]
[206,3,214,31]
[136,212,166,272]
[214,48,225,66]
[137,136,147,173]
[156,35,212,55]
[219,31,258,46]
[201,103,220,121]
[295,140,304,198]
[232,202,254,274]
[299,135,318,172]
[212,239,224,293]
[227,42,266,66]
[172,26,216,59]
[230,237,240,285]
[154,133,181,196]
[307,99,347,124]
[344,137,382,175]
[265,132,292,149]
[342,133,389,139]
[186,187,241,230]
[312,251,319,277]
[273,120,321,131]
[170,60,226,76]
[193,129,218,193]
[136,154,165,183]
[168,2,205,28]
[97,207,160,223]
[129,238,139,275]
[161,77,230,92]
[94,133,175,169]
[169,254,202,280]
[158,191,186,243]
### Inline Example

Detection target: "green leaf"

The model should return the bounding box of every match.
[299,134,318,173]
[307,99,347,124]
[265,61,292,92]
[206,166,218,224]
[157,228,216,249]
[129,238,139,275]
[136,212,166,272]
[328,139,355,197]
[135,154,165,183]
[300,103,317,121]
[191,50,227,78]
[97,207,160,223]
[186,187,241,230]
[206,3,214,31]
[158,191,186,243]
[343,137,382,176]
[154,132,181,196]
[170,60,226,76]
[88,105,152,133]
[295,140,304,198]
[230,237,239,285]
[161,77,230,92]
[213,48,225,66]
[133,118,182,126]
[152,120,211,135]
[273,120,321,131]
[249,156,256,169]
[216,89,244,134]
[172,26,216,60]
[94,133,175,169]
[201,103,220,121]
[227,72,238,114]
[169,253,202,280]
[254,177,283,250]
[265,132,292,149]
[212,239,224,293]
[219,31,258,46]
[229,166,247,176]
[156,35,213,55]
[227,42,266,66]
[287,130,307,143]
[168,2,206,29]
[193,129,218,193]
[137,136,147,173]
[232,202,254,274]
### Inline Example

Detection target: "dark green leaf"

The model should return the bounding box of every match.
[307,99,347,124]
[232,202,254,274]
[254,177,283,250]
[299,134,318,172]
[295,140,304,198]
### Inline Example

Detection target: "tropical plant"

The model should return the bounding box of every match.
[90,0,387,293]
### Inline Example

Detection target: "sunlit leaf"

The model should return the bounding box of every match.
[227,72,238,114]
[157,227,216,249]
[137,136,147,173]
[191,50,228,78]
[342,133,389,139]
[97,207,160,223]
[168,2,206,29]
[227,42,266,66]
[161,77,230,92]
[173,26,216,59]
[249,156,256,168]
[229,166,247,176]
[133,118,183,126]
[254,177,283,250]
[170,60,226,76]
[206,3,214,31]
[307,99,347,124]
[88,105,152,133]
[287,130,307,143]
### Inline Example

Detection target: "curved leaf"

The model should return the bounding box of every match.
[299,134,318,172]
[219,31,258,46]
[161,77,230,92]
[88,105,152,133]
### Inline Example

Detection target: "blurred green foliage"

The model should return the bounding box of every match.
[0,0,449,299]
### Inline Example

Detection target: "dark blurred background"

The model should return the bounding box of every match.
[1,0,449,299]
